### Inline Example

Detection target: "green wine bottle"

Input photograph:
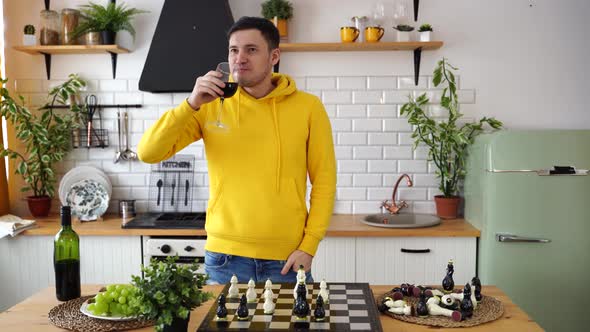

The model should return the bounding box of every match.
[54,206,80,301]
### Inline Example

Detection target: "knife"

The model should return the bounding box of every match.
[171,179,176,206]
[185,179,189,206]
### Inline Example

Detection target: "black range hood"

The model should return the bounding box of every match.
[139,0,234,93]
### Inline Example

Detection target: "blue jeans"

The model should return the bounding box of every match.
[204,250,314,285]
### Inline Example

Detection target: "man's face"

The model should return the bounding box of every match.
[228,29,279,88]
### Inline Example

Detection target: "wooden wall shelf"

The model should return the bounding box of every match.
[276,41,443,86]
[13,45,130,79]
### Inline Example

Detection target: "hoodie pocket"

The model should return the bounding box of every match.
[207,177,224,215]
[287,178,307,213]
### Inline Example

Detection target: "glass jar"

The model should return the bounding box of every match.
[61,8,80,45]
[40,9,60,45]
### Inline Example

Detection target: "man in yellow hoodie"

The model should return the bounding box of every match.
[138,17,336,284]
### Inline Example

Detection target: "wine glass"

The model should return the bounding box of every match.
[371,2,386,27]
[393,0,410,26]
[205,62,238,132]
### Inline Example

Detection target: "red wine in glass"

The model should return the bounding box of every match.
[222,82,238,99]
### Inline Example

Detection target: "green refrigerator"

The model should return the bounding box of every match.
[465,130,590,332]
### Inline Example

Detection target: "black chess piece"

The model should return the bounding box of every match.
[442,260,455,293]
[293,283,310,319]
[416,289,429,317]
[216,294,228,321]
[236,294,250,321]
[314,294,326,321]
[471,276,482,302]
[460,283,474,319]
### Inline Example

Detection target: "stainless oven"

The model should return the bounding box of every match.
[142,236,207,274]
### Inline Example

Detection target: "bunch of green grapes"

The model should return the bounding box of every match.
[87,284,140,317]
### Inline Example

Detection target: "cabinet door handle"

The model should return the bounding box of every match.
[496,233,551,243]
[401,248,431,253]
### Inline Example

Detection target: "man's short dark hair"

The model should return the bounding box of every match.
[227,16,280,50]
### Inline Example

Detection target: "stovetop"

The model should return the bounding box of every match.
[122,212,206,229]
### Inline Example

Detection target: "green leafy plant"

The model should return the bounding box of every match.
[73,1,147,39]
[261,0,294,20]
[393,24,414,32]
[400,59,503,197]
[131,256,213,332]
[24,25,36,35]
[0,74,86,198]
[418,24,433,32]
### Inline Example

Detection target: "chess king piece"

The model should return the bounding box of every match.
[293,282,310,320]
[318,279,329,304]
[442,260,455,294]
[246,278,257,303]
[236,294,250,321]
[293,264,307,299]
[263,288,275,314]
[215,294,228,321]
[460,283,474,319]
[416,289,429,317]
[314,294,326,321]
[228,274,239,298]
[471,276,482,302]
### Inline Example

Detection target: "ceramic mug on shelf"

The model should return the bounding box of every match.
[365,26,385,42]
[340,26,360,43]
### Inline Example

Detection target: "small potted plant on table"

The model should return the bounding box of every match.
[418,24,433,41]
[393,24,414,42]
[23,24,36,45]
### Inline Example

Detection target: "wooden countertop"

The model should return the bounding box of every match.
[0,284,542,331]
[21,214,480,237]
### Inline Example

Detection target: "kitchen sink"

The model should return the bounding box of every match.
[360,213,441,228]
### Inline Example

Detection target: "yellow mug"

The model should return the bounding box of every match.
[340,26,359,43]
[365,26,385,42]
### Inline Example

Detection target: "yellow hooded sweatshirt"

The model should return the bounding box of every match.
[138,73,336,260]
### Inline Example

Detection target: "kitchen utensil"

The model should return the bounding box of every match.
[118,199,136,219]
[156,179,163,206]
[114,110,123,163]
[184,179,189,206]
[85,95,98,148]
[171,179,176,206]
[122,111,138,161]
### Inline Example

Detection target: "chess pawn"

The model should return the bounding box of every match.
[460,283,474,319]
[314,294,326,321]
[263,288,275,314]
[442,260,455,293]
[427,302,462,322]
[318,279,329,304]
[293,282,310,319]
[416,290,429,317]
[236,294,250,321]
[216,294,228,321]
[246,278,257,303]
[293,265,307,299]
[228,274,239,298]
[471,276,482,302]
[388,304,414,316]
[265,278,273,290]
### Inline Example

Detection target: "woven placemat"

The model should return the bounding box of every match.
[378,290,504,328]
[48,295,155,332]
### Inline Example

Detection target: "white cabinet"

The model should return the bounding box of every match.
[355,237,476,286]
[312,237,356,283]
[0,236,141,312]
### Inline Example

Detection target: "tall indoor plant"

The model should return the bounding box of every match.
[400,58,503,219]
[74,1,147,45]
[131,256,212,332]
[261,0,293,41]
[0,74,86,217]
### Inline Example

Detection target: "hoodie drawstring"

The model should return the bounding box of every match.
[271,99,281,193]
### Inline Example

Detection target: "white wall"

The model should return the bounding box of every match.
[2,0,589,215]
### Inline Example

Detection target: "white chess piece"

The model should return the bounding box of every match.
[383,298,406,308]
[228,274,239,298]
[427,302,462,321]
[388,304,413,315]
[264,278,274,297]
[263,288,275,314]
[318,279,329,304]
[246,278,257,303]
[449,291,478,309]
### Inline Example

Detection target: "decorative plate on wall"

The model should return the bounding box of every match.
[66,179,110,221]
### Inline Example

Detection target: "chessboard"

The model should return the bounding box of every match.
[197,282,383,331]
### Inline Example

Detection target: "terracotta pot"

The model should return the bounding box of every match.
[26,195,52,217]
[434,195,461,219]
[271,17,288,41]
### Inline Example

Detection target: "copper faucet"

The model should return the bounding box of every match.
[381,174,413,214]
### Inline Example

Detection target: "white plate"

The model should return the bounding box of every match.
[59,166,112,206]
[66,179,110,221]
[80,299,138,321]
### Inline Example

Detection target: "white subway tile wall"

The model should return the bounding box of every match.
[14,75,469,216]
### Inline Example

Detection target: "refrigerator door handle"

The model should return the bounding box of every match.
[496,233,551,243]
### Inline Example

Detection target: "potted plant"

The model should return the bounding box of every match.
[393,24,414,42]
[418,24,433,42]
[261,0,293,42]
[131,256,213,332]
[74,1,147,45]
[0,74,86,217]
[400,59,503,219]
[23,25,36,46]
